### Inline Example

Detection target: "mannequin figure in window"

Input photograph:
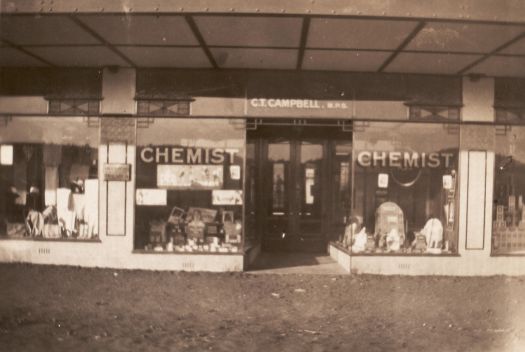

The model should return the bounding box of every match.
[25,186,44,237]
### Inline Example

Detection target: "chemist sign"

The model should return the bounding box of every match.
[246,98,353,118]
[356,151,455,169]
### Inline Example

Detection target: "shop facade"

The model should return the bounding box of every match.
[0,67,524,275]
[1,1,525,275]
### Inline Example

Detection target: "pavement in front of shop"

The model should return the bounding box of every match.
[1,264,524,352]
[247,252,348,275]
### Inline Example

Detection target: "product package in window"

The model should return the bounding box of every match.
[374,202,405,251]
[186,210,206,241]
[165,207,186,245]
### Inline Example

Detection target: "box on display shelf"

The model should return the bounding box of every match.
[144,206,242,253]
[340,201,452,255]
[492,226,525,253]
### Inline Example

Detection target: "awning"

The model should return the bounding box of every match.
[0,0,524,77]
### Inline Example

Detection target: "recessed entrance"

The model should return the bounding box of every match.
[246,121,353,258]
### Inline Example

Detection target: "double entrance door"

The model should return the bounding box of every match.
[262,136,325,252]
[248,125,352,253]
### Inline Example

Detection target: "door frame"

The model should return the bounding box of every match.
[249,125,340,253]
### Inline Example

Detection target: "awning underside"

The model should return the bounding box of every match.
[0,13,524,77]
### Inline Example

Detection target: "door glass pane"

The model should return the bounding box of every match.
[299,142,322,218]
[268,141,290,215]
[331,142,352,241]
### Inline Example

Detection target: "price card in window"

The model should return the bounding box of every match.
[378,173,389,188]
[230,165,241,180]
[136,189,167,206]
[0,145,13,165]
[443,175,453,190]
[212,190,243,205]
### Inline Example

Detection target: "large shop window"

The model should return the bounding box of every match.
[0,117,99,240]
[135,118,245,253]
[340,122,459,255]
[493,126,525,255]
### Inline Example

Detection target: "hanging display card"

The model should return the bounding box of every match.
[0,145,13,165]
[157,165,223,189]
[212,190,243,205]
[136,189,167,206]
[229,165,241,180]
[443,175,453,190]
[378,173,389,188]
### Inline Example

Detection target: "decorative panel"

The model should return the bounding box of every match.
[408,105,460,121]
[495,107,525,123]
[48,99,100,116]
[136,100,191,116]
[460,125,495,150]
[100,117,136,144]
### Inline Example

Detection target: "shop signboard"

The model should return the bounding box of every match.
[247,98,352,118]
[356,151,455,169]
[246,98,407,119]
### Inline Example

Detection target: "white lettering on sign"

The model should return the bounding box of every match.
[249,98,348,110]
[139,147,238,164]
[357,151,454,168]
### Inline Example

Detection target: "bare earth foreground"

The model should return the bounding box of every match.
[0,264,524,352]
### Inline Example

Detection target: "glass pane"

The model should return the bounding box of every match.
[346,122,459,255]
[493,126,525,254]
[268,141,290,214]
[135,118,245,253]
[299,142,322,218]
[0,117,99,240]
[330,142,352,242]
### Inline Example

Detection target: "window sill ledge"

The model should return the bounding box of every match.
[0,236,101,243]
[491,253,525,257]
[330,242,459,257]
[132,249,243,255]
[350,253,460,257]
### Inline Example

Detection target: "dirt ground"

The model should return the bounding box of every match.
[0,264,524,352]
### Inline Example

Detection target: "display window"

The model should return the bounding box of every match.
[0,117,99,240]
[134,118,245,253]
[341,122,459,255]
[493,126,525,255]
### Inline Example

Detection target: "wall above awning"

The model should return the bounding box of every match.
[1,1,524,77]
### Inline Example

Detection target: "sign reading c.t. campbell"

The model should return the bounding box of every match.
[247,98,352,118]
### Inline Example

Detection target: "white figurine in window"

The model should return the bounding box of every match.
[421,218,443,253]
[351,227,367,253]
[386,228,401,252]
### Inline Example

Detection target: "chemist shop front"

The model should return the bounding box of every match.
[1,70,525,276]
[0,116,459,258]
[245,119,459,256]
